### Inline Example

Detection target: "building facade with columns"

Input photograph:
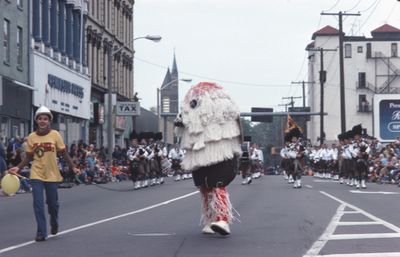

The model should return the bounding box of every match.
[86,0,134,149]
[30,0,91,146]
[0,0,31,142]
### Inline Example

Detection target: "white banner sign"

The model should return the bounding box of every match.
[116,102,140,116]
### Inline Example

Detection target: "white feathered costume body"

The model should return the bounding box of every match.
[175,82,242,171]
[174,82,242,233]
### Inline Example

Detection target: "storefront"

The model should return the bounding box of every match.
[0,76,32,142]
[31,52,90,147]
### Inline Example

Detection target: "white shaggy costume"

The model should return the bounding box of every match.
[174,82,242,235]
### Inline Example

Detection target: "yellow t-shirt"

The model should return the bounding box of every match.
[26,129,66,182]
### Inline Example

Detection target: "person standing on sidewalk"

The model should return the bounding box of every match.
[8,106,80,242]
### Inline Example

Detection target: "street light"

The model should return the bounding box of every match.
[107,35,162,162]
[157,78,192,144]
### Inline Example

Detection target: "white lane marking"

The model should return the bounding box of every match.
[304,204,346,256]
[336,221,380,226]
[339,211,360,214]
[349,190,400,195]
[330,233,400,240]
[127,232,176,236]
[304,191,400,257]
[304,252,400,257]
[306,185,313,188]
[319,191,400,233]
[0,191,199,254]
[313,180,340,183]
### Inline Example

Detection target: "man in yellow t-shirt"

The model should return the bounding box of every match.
[9,106,79,242]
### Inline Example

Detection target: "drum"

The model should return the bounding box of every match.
[1,174,20,196]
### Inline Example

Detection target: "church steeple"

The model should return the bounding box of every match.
[161,68,172,89]
[171,52,178,80]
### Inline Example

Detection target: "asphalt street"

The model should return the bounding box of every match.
[1,175,400,257]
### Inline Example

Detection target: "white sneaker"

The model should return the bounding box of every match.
[175,175,181,181]
[210,221,231,235]
[202,224,215,234]
[188,173,192,179]
[150,178,156,186]
[349,179,354,187]
[297,179,302,188]
[156,178,161,185]
[246,176,252,184]
[134,181,141,190]
[160,177,165,184]
[241,178,247,185]
[339,178,344,184]
[361,179,367,189]
[293,180,298,188]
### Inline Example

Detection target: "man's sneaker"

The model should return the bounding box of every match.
[51,226,58,235]
[241,178,247,185]
[210,221,231,235]
[35,236,46,242]
[202,224,215,234]
[339,177,344,184]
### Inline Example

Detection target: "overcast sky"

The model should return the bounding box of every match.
[133,0,400,113]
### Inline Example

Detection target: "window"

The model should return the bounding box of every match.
[391,43,398,57]
[3,19,10,63]
[357,46,363,53]
[359,95,369,112]
[17,27,22,67]
[17,0,22,8]
[345,44,352,58]
[358,72,366,88]
[366,43,371,58]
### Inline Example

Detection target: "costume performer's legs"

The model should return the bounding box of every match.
[194,159,236,235]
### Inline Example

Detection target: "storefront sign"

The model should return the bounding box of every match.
[116,101,140,116]
[374,95,400,142]
[48,74,84,98]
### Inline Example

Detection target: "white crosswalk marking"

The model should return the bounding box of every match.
[304,191,400,257]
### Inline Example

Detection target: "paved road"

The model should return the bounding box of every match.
[1,175,400,257]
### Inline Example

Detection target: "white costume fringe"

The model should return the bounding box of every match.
[200,188,234,225]
[175,82,242,171]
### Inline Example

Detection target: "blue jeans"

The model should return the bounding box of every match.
[31,179,59,237]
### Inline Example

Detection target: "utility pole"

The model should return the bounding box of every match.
[308,48,336,145]
[282,96,301,109]
[321,11,360,133]
[291,81,314,107]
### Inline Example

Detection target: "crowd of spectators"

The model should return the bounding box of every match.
[0,137,136,193]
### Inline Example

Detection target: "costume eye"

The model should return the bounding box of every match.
[190,99,197,109]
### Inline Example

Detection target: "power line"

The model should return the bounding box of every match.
[345,0,363,12]
[324,0,341,12]
[358,0,378,12]
[359,0,381,30]
[134,56,292,88]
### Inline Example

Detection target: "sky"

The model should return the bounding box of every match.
[133,0,400,113]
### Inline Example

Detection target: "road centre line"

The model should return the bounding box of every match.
[0,191,199,254]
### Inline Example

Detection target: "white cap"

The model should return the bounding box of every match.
[35,106,53,121]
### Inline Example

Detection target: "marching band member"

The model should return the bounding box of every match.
[352,125,370,189]
[174,82,242,236]
[168,143,185,181]
[251,144,263,179]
